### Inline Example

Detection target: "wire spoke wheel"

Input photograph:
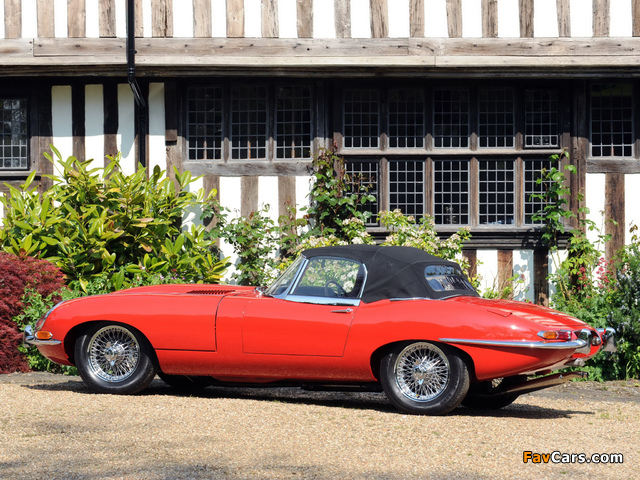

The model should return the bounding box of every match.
[380,341,469,415]
[395,343,450,402]
[88,325,141,383]
[76,323,156,394]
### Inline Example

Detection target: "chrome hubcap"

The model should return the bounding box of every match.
[88,326,140,383]
[395,343,450,402]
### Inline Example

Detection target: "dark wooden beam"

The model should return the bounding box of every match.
[534,248,549,306]
[605,173,625,260]
[71,84,86,162]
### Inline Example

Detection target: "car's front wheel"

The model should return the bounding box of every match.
[75,323,156,394]
[380,342,469,415]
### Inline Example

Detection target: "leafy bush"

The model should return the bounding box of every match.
[306,148,375,237]
[530,155,639,379]
[0,252,65,373]
[208,204,281,286]
[0,148,228,291]
[378,210,471,261]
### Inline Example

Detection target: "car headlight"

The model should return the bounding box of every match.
[35,301,64,330]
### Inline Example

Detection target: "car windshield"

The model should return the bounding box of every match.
[424,265,476,293]
[264,256,305,297]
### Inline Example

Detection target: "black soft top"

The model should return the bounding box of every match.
[301,245,478,303]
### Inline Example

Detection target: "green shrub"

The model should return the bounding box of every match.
[530,155,639,380]
[208,204,281,286]
[306,148,375,238]
[0,148,228,291]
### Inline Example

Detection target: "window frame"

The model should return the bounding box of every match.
[183,79,318,167]
[0,95,31,175]
[334,80,569,234]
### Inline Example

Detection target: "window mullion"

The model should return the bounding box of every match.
[223,85,230,163]
[268,84,275,162]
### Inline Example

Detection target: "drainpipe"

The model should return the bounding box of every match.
[127,0,147,168]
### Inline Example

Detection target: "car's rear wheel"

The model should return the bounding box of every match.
[380,342,469,415]
[75,323,156,394]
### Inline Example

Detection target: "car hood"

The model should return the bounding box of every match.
[447,296,589,329]
[107,284,255,296]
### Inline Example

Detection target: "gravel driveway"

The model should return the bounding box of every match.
[1,373,638,480]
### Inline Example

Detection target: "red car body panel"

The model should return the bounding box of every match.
[34,281,598,383]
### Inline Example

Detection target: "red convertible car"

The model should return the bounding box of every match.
[24,245,615,415]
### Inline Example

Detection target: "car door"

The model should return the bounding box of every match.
[242,257,366,357]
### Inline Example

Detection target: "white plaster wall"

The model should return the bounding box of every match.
[461,0,482,38]
[115,0,127,37]
[51,85,73,176]
[350,0,371,38]
[86,0,100,38]
[295,175,312,218]
[0,1,5,38]
[424,0,448,37]
[173,0,195,37]
[548,248,568,300]
[54,0,67,38]
[610,0,633,37]
[142,0,153,37]
[534,0,559,37]
[219,176,242,279]
[497,0,520,37]
[245,0,262,37]
[278,0,297,38]
[182,176,204,230]
[313,0,336,38]
[117,84,136,176]
[212,0,227,37]
[21,0,37,38]
[388,0,410,38]
[258,176,280,224]
[513,249,534,302]
[570,0,593,37]
[585,173,606,247]
[84,84,105,165]
[476,249,498,293]
[148,83,166,175]
[626,174,640,244]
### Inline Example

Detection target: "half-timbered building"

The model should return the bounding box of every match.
[1,0,639,302]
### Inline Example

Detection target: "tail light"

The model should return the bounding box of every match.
[537,330,572,341]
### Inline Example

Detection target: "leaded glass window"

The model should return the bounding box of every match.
[0,98,28,170]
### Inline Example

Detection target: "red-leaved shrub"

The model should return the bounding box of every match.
[0,252,65,374]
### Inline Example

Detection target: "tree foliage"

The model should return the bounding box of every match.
[0,148,228,291]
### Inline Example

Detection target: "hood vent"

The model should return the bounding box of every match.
[188,289,236,296]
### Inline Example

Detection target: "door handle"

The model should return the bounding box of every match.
[331,308,353,313]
